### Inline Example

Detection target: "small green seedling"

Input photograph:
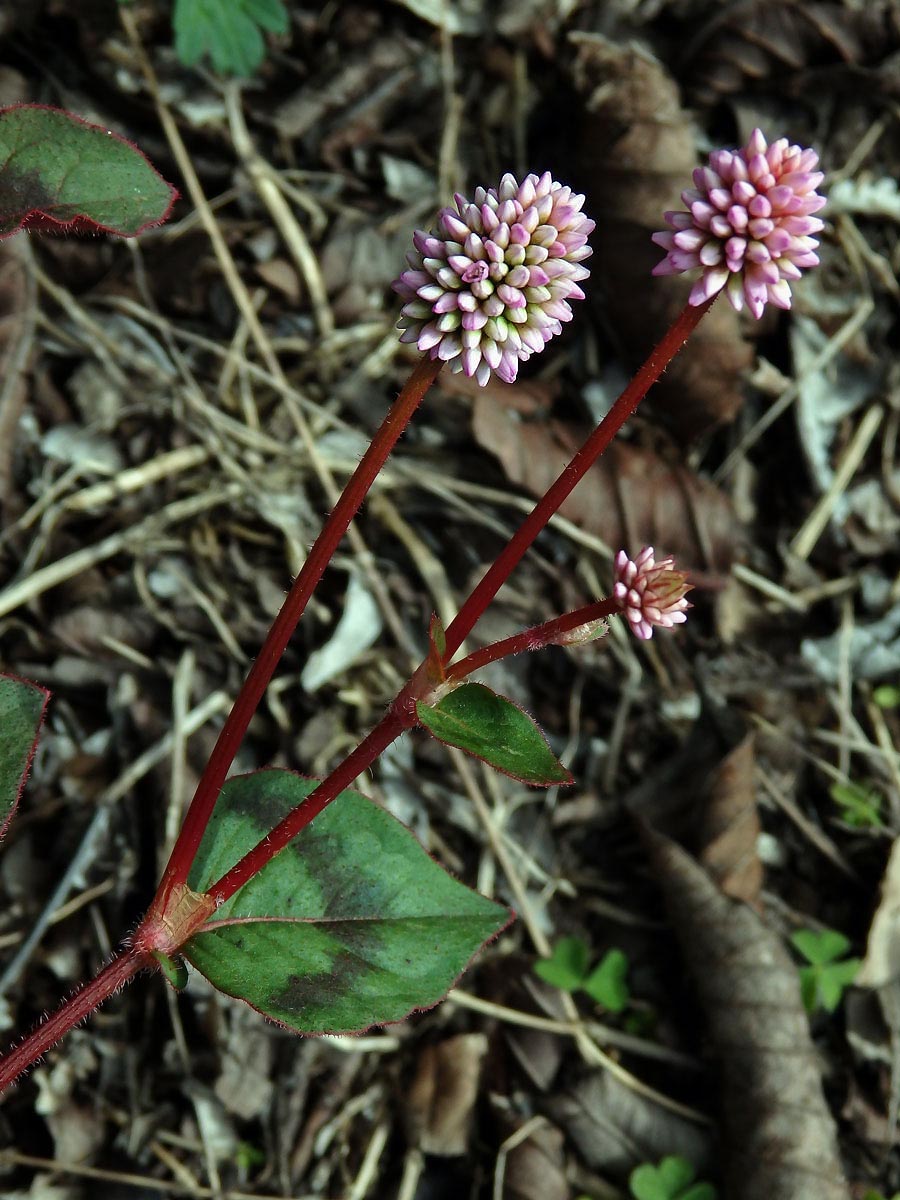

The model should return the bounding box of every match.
[791,928,860,1014]
[535,937,630,1013]
[235,1141,266,1172]
[534,936,590,991]
[830,779,883,829]
[173,0,289,76]
[873,685,900,709]
[629,1154,717,1200]
[583,948,630,1011]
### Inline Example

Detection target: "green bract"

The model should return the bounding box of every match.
[417,682,571,786]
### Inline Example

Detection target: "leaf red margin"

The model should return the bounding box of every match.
[0,671,50,844]
[0,103,179,240]
[184,767,515,1037]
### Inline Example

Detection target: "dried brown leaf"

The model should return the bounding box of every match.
[859,837,900,990]
[405,1034,487,1155]
[697,733,763,907]
[645,830,850,1200]
[272,37,416,145]
[547,1069,712,1179]
[571,35,753,441]
[471,387,740,575]
[680,0,900,106]
[501,1119,568,1200]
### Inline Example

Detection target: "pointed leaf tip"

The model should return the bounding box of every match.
[416,682,572,786]
[183,770,510,1033]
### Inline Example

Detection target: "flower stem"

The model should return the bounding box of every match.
[445,596,619,683]
[198,300,713,908]
[153,356,442,911]
[0,946,149,1096]
[205,599,620,904]
[440,297,714,658]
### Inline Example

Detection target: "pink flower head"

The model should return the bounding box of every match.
[652,129,825,319]
[613,547,691,641]
[392,172,594,385]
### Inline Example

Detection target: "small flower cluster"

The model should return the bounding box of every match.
[393,172,593,386]
[652,128,825,319]
[613,548,691,641]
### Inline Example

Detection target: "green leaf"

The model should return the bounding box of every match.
[152,950,189,990]
[243,0,289,32]
[681,1187,717,1200]
[795,927,859,1014]
[184,769,509,1034]
[582,948,630,1012]
[630,1156,708,1200]
[791,928,850,966]
[534,936,590,991]
[173,0,287,76]
[798,967,819,1015]
[830,780,882,828]
[818,958,860,1012]
[873,685,900,709]
[0,105,176,239]
[416,683,572,787]
[0,673,49,843]
[235,1140,266,1170]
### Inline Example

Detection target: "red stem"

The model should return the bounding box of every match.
[445,596,619,682]
[0,946,148,1096]
[209,711,406,904]
[0,300,713,1094]
[202,300,713,908]
[440,297,713,659]
[154,356,442,909]
[209,596,620,905]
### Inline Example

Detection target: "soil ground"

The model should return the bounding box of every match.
[1,2,900,1199]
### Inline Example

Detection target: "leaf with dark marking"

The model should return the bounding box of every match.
[0,672,49,843]
[0,105,177,239]
[184,769,510,1034]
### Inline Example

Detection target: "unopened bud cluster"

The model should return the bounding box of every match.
[393,172,594,386]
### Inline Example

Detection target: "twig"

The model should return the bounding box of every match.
[0,690,228,1000]
[714,298,874,482]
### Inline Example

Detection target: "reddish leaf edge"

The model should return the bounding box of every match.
[187,910,515,1039]
[416,691,575,789]
[184,770,515,1036]
[0,103,179,241]
[0,671,50,844]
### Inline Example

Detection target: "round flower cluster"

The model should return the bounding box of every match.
[613,547,691,641]
[393,172,594,386]
[652,129,825,319]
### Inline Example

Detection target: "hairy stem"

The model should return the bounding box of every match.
[195,301,713,909]
[0,946,149,1096]
[154,356,442,910]
[208,711,407,905]
[440,297,713,658]
[444,596,619,683]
